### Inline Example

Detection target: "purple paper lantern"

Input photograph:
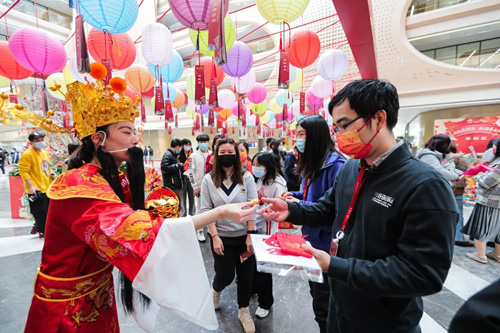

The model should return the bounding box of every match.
[247,83,267,104]
[168,0,229,30]
[197,104,209,114]
[221,41,253,78]
[9,28,67,76]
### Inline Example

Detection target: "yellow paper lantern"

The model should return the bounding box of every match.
[269,98,282,114]
[256,0,310,24]
[189,15,236,57]
[62,64,77,85]
[260,111,271,124]
[251,101,267,115]
[289,121,297,130]
[0,75,10,87]
[186,73,195,100]
[288,68,303,92]
[46,73,68,100]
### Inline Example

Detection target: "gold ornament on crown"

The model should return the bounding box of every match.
[65,80,140,139]
[0,92,70,133]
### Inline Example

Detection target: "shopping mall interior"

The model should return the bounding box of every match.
[0,0,499,332]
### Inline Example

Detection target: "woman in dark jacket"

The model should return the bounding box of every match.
[282,114,345,333]
[284,146,301,191]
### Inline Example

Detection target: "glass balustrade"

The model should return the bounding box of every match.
[2,0,72,29]
[407,0,472,16]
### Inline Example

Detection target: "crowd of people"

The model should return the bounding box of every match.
[14,78,500,332]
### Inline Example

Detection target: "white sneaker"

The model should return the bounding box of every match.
[238,307,255,333]
[255,306,270,318]
[197,230,206,242]
[213,289,221,309]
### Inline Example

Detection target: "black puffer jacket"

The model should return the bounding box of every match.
[161,148,183,189]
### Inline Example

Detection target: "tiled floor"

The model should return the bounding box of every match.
[0,172,499,332]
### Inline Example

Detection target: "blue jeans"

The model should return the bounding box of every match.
[455,195,465,242]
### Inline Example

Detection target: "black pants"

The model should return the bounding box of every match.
[211,235,255,308]
[309,273,330,333]
[253,270,274,310]
[287,182,300,191]
[0,164,4,174]
[182,175,195,217]
[29,193,49,234]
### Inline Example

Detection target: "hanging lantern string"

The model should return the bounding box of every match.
[4,16,9,40]
[0,0,20,19]
[34,0,39,28]
[197,28,201,66]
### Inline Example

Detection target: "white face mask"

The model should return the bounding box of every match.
[98,131,129,154]
[184,146,191,152]
[34,142,46,149]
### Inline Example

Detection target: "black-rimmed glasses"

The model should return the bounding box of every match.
[332,116,363,135]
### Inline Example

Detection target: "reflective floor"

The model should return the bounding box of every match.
[1,170,499,332]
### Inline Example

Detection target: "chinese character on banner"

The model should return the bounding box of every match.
[300,92,305,114]
[278,49,289,89]
[195,65,206,105]
[208,78,218,108]
[165,99,174,122]
[154,86,164,115]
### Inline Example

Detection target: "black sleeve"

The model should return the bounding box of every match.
[284,155,294,176]
[448,279,500,333]
[286,185,336,227]
[160,153,179,175]
[327,178,458,297]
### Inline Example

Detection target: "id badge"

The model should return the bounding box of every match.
[329,239,338,256]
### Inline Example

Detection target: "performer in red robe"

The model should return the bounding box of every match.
[24,72,256,332]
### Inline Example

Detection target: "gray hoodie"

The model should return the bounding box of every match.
[416,148,460,181]
[255,175,288,235]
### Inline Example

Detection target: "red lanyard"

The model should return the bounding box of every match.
[303,179,310,201]
[339,164,366,234]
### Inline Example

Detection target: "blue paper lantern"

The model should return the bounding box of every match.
[79,0,139,34]
[154,84,178,103]
[148,51,184,83]
[275,89,294,107]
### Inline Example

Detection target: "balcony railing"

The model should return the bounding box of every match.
[2,0,72,29]
[407,0,471,16]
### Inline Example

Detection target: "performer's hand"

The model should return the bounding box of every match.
[246,234,253,253]
[219,202,257,223]
[302,244,330,273]
[257,198,289,222]
[212,236,224,256]
[194,189,200,197]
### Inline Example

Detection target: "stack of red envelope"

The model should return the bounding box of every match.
[273,232,312,258]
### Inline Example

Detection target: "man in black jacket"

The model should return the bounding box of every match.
[161,139,184,208]
[259,79,458,333]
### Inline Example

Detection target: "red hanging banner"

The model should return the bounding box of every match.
[165,99,173,122]
[209,0,228,65]
[300,92,305,114]
[210,127,214,134]
[168,126,172,135]
[75,15,90,73]
[283,103,288,124]
[208,78,218,108]
[154,86,164,115]
[238,97,244,124]
[9,94,18,104]
[101,59,112,85]
[208,108,215,126]
[140,94,146,122]
[278,49,290,89]
[174,114,178,128]
[200,114,205,132]
[164,118,168,130]
[195,65,206,105]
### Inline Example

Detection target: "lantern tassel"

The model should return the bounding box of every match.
[112,35,122,57]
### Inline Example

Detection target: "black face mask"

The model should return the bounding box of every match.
[218,154,236,168]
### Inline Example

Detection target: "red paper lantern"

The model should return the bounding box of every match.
[87,29,136,70]
[287,30,321,69]
[200,57,225,86]
[0,40,33,79]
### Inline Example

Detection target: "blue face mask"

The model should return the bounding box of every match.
[253,166,266,178]
[34,142,46,150]
[175,149,181,154]
[295,139,306,153]
[199,143,209,151]
[279,146,285,152]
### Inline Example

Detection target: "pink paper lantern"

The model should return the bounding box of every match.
[168,0,229,30]
[247,83,267,104]
[306,87,323,105]
[311,76,334,98]
[218,89,235,109]
[231,102,247,117]
[306,101,322,112]
[9,28,66,75]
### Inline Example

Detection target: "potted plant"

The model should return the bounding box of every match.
[8,167,26,219]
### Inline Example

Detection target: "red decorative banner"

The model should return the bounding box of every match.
[75,15,90,73]
[175,114,178,128]
[211,0,228,65]
[195,65,206,105]
[208,78,218,108]
[154,86,164,115]
[168,126,172,135]
[300,92,305,114]
[208,108,215,126]
[101,59,112,85]
[9,94,18,104]
[165,118,168,130]
[238,97,245,125]
[165,100,173,122]
[278,49,290,89]
[200,114,204,132]
[140,94,146,122]
[283,104,288,124]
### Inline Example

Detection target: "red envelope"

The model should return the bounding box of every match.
[275,232,312,258]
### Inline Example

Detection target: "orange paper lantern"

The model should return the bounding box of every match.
[0,40,33,79]
[87,29,136,70]
[218,108,233,119]
[287,30,321,69]
[172,90,186,108]
[124,64,156,92]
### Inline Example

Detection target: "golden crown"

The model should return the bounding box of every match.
[65,79,139,139]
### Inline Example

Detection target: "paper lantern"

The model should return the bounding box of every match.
[198,104,209,115]
[288,68,303,92]
[87,29,136,70]
[189,15,236,57]
[123,88,139,101]
[260,111,271,124]
[65,56,96,84]
[288,30,320,69]
[186,73,195,100]
[148,51,184,83]
[311,76,334,98]
[218,89,235,109]
[168,0,228,30]
[229,69,256,94]
[269,98,282,114]
[125,64,156,92]
[0,40,33,79]
[317,49,348,81]
[45,73,67,100]
[251,101,267,115]
[248,114,257,127]
[290,101,300,117]
[172,89,186,108]
[221,41,253,78]
[142,23,173,66]
[307,101,321,112]
[275,89,294,107]
[79,0,138,34]
[218,108,233,119]
[306,88,323,105]
[247,83,267,104]
[0,75,10,87]
[9,28,66,75]
[256,0,310,24]
[199,57,224,86]
[231,102,247,117]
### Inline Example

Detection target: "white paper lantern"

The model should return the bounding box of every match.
[142,23,173,66]
[229,69,256,94]
[317,50,348,81]
[311,76,334,98]
[68,56,96,84]
[218,89,235,109]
